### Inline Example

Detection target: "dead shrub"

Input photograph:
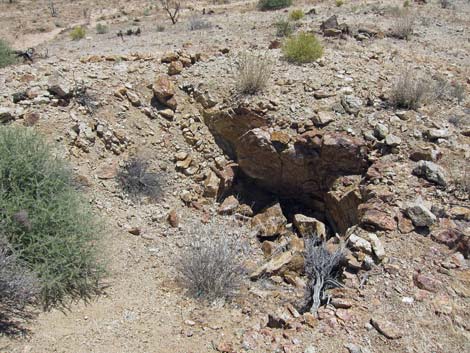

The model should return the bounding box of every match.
[1,237,39,333]
[188,15,212,31]
[235,51,274,95]
[390,13,414,40]
[303,237,344,315]
[390,69,434,109]
[117,157,163,202]
[177,220,246,301]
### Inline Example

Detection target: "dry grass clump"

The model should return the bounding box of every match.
[282,32,323,64]
[117,156,163,202]
[235,51,274,95]
[188,15,212,31]
[0,235,40,334]
[95,23,108,34]
[390,69,434,109]
[275,17,296,37]
[177,220,246,301]
[390,13,414,40]
[0,39,16,68]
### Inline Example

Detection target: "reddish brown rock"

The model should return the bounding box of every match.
[167,209,179,228]
[168,60,183,75]
[370,318,403,339]
[251,203,287,238]
[152,74,177,110]
[359,200,396,231]
[413,273,441,293]
[218,195,239,215]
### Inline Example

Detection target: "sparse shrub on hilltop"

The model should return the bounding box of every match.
[70,26,86,40]
[289,9,305,21]
[282,32,323,64]
[0,39,16,68]
[235,51,274,95]
[0,126,104,309]
[258,0,292,11]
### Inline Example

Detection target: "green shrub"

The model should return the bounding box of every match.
[0,127,104,309]
[0,39,16,69]
[70,26,86,40]
[275,17,295,37]
[289,9,305,21]
[95,23,109,34]
[335,0,344,7]
[282,32,323,64]
[258,0,292,11]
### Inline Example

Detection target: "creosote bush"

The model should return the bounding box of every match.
[117,156,163,202]
[177,220,245,301]
[70,26,86,40]
[0,126,104,309]
[289,9,304,21]
[0,39,16,68]
[236,51,274,95]
[258,0,292,11]
[282,32,323,64]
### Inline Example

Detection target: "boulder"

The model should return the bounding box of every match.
[203,170,220,198]
[168,60,183,75]
[251,203,287,238]
[412,160,447,187]
[293,214,327,239]
[152,74,177,110]
[218,195,239,215]
[406,203,436,227]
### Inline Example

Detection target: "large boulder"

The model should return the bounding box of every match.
[251,203,287,238]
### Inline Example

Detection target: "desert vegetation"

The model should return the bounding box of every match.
[0,127,104,309]
[235,51,273,94]
[282,32,323,63]
[0,39,15,68]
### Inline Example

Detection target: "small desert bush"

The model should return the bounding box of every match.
[390,13,414,39]
[275,17,295,37]
[70,26,86,40]
[440,0,452,9]
[390,70,436,109]
[0,238,39,312]
[177,220,245,301]
[156,24,166,32]
[0,126,104,309]
[95,23,109,34]
[258,0,292,11]
[282,32,323,64]
[188,16,212,31]
[335,0,344,7]
[0,39,16,68]
[289,9,304,21]
[235,51,274,95]
[117,156,163,202]
[403,0,410,7]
